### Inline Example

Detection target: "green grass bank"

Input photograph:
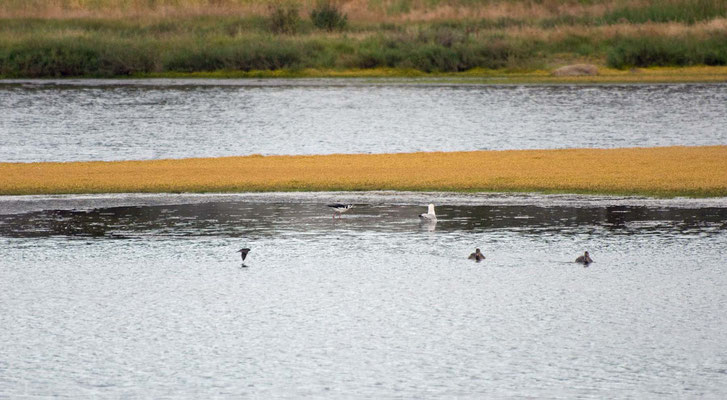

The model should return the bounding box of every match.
[1,0,727,78]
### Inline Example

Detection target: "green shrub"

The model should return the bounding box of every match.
[1,42,97,77]
[0,38,156,77]
[229,42,304,70]
[164,46,229,72]
[268,1,300,34]
[548,34,598,56]
[163,39,306,71]
[607,34,727,68]
[310,0,348,32]
[342,34,537,72]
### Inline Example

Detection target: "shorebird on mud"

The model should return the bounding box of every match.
[328,204,353,218]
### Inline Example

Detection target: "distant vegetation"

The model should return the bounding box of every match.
[310,0,348,31]
[1,0,726,77]
[267,1,301,34]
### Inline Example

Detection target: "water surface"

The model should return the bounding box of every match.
[2,78,727,397]
[1,192,726,398]
[1,80,725,162]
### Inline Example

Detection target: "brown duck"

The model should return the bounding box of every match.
[575,251,593,265]
[468,248,485,262]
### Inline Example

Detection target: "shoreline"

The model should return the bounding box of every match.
[2,146,726,198]
[134,66,727,84]
[2,66,727,85]
[2,191,726,216]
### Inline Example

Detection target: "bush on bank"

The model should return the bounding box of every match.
[1,23,726,77]
[607,33,727,68]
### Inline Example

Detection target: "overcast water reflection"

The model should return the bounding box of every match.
[1,193,726,398]
[1,80,726,161]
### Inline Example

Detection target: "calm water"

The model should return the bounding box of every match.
[1,80,726,162]
[2,80,727,397]
[1,192,727,398]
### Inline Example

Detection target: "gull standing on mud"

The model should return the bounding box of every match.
[328,204,353,218]
[419,204,437,221]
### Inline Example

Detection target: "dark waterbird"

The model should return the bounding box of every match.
[575,251,593,266]
[468,248,485,262]
[237,248,251,267]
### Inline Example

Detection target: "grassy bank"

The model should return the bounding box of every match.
[2,146,726,197]
[135,66,727,83]
[1,1,727,78]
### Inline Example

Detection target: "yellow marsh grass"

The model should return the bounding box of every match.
[2,146,726,197]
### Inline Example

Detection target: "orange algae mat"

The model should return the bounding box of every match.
[1,146,726,197]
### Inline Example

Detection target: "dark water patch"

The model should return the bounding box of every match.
[1,198,725,240]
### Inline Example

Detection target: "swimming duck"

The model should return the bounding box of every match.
[575,251,593,265]
[468,248,485,262]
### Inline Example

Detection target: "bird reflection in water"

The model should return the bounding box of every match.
[420,219,437,231]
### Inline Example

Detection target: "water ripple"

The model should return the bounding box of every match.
[2,81,726,162]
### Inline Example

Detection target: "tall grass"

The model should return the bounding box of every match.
[603,0,727,24]
[0,28,542,77]
[607,33,727,68]
[164,38,313,72]
[0,37,157,77]
[3,26,725,77]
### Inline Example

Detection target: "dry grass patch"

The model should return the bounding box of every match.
[552,63,598,76]
[0,0,624,21]
[1,146,726,197]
